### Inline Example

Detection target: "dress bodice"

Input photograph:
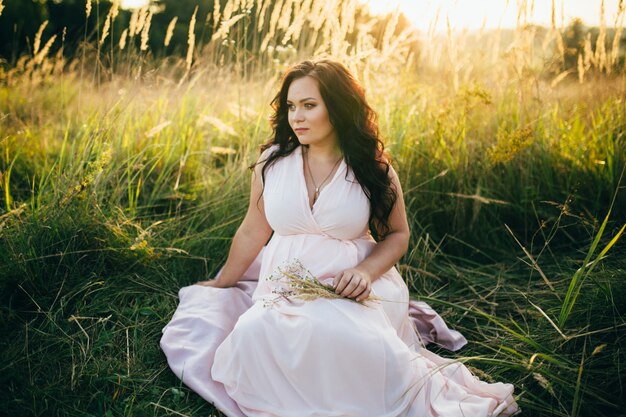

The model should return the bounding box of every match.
[263,146,371,241]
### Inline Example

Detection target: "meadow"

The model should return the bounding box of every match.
[0,0,625,416]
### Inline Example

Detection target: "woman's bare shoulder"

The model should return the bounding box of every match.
[258,144,279,163]
[252,144,280,180]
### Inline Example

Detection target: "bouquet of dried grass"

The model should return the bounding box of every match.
[263,259,381,307]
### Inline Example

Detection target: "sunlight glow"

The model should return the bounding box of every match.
[360,0,625,31]
[121,0,149,9]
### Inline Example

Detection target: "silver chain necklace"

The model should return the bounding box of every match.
[305,147,342,204]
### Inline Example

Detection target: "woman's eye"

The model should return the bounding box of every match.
[287,104,295,111]
[305,103,315,109]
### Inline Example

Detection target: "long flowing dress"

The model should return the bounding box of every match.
[160,145,519,417]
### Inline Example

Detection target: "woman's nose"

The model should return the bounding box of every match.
[291,108,305,122]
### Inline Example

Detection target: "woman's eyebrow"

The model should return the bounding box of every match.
[286,97,317,103]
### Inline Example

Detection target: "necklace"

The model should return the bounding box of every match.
[305,147,342,205]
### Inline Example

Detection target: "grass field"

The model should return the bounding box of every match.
[1,1,625,416]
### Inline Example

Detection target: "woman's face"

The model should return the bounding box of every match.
[286,76,338,148]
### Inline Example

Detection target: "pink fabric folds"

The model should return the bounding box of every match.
[160,261,260,417]
[408,301,467,351]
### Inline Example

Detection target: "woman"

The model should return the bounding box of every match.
[161,59,519,417]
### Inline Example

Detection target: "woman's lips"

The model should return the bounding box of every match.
[294,128,309,133]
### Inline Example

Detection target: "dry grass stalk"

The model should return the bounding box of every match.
[212,14,246,41]
[136,7,148,34]
[210,146,237,155]
[33,20,49,56]
[609,6,625,68]
[99,1,120,48]
[445,18,460,92]
[330,17,345,57]
[119,28,128,50]
[550,69,571,88]
[256,0,270,32]
[200,115,238,136]
[577,53,585,84]
[146,121,172,138]
[140,10,153,51]
[0,0,5,17]
[213,0,222,30]
[260,0,286,52]
[222,0,234,23]
[34,35,57,66]
[129,8,139,38]
[133,7,149,39]
[583,33,594,70]
[354,19,376,61]
[268,0,285,37]
[281,0,312,44]
[186,6,198,72]
[554,31,565,67]
[278,0,294,31]
[110,0,120,20]
[310,0,329,31]
[595,0,607,72]
[52,46,65,76]
[164,17,178,47]
[329,16,347,57]
[340,0,356,38]
[100,16,111,46]
[85,0,92,18]
[516,0,527,27]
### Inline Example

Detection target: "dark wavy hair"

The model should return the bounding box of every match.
[254,59,397,238]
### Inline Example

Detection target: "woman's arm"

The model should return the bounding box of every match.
[333,165,410,301]
[197,160,273,288]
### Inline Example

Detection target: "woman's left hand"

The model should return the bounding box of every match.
[333,268,372,302]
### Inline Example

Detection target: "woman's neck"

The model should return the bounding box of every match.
[304,142,342,162]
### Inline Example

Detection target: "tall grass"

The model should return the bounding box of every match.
[1,0,625,415]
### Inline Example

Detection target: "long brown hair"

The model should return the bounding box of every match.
[255,59,397,237]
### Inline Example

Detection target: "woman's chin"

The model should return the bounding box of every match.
[297,137,312,145]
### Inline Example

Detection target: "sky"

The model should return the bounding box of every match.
[360,0,625,31]
[121,0,625,31]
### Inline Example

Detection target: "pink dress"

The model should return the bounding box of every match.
[160,146,519,417]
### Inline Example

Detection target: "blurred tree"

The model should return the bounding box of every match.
[560,17,625,73]
[0,0,48,63]
[369,10,420,61]
[48,0,133,64]
[562,17,585,70]
[148,0,216,56]
[0,0,123,65]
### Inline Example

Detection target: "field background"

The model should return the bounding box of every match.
[1,0,625,416]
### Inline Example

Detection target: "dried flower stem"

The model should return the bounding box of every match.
[265,259,381,307]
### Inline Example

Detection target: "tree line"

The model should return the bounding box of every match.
[0,0,416,66]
